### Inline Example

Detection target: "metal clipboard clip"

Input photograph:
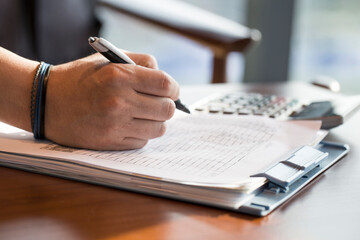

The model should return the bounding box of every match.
[251,146,329,190]
[240,142,348,216]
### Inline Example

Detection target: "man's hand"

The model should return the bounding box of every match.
[46,53,179,150]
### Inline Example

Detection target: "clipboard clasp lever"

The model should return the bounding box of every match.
[251,146,328,191]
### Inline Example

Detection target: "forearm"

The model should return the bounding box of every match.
[0,47,38,131]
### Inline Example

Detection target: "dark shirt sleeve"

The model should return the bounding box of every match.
[0,0,101,64]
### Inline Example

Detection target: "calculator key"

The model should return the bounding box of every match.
[253,109,266,115]
[238,109,252,115]
[195,106,207,112]
[209,106,222,113]
[223,107,236,114]
[222,98,234,104]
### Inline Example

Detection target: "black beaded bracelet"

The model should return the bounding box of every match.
[30,62,52,139]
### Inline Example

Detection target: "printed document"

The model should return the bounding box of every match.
[0,114,322,189]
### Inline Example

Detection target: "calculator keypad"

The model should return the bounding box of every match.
[194,93,301,119]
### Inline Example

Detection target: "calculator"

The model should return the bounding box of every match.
[191,92,356,129]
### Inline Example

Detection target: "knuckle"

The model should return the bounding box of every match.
[100,64,135,88]
[147,54,157,62]
[103,64,119,77]
[157,123,167,137]
[142,54,155,61]
[100,65,121,87]
[163,99,175,120]
[159,71,172,93]
[145,54,157,65]
[101,96,127,116]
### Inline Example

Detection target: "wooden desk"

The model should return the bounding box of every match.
[0,83,359,240]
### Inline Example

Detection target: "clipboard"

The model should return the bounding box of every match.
[97,140,348,217]
[0,132,349,217]
[238,141,349,216]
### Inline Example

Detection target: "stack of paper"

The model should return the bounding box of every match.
[0,114,324,209]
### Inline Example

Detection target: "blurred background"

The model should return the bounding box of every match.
[97,0,360,94]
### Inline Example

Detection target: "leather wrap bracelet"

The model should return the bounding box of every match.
[30,62,52,139]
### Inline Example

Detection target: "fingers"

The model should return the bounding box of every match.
[125,119,167,140]
[95,64,178,121]
[99,63,179,101]
[100,119,166,150]
[91,137,148,151]
[114,137,148,150]
[96,119,166,150]
[126,52,159,69]
[130,93,176,121]
[130,66,180,101]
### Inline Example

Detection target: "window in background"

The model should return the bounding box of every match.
[290,0,360,94]
[98,0,247,85]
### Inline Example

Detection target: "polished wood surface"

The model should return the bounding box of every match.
[98,0,260,83]
[0,83,359,240]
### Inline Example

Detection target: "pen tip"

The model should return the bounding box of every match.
[175,99,191,114]
[183,108,191,114]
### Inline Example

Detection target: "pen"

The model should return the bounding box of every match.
[88,37,191,114]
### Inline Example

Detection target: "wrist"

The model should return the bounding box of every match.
[0,48,39,131]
